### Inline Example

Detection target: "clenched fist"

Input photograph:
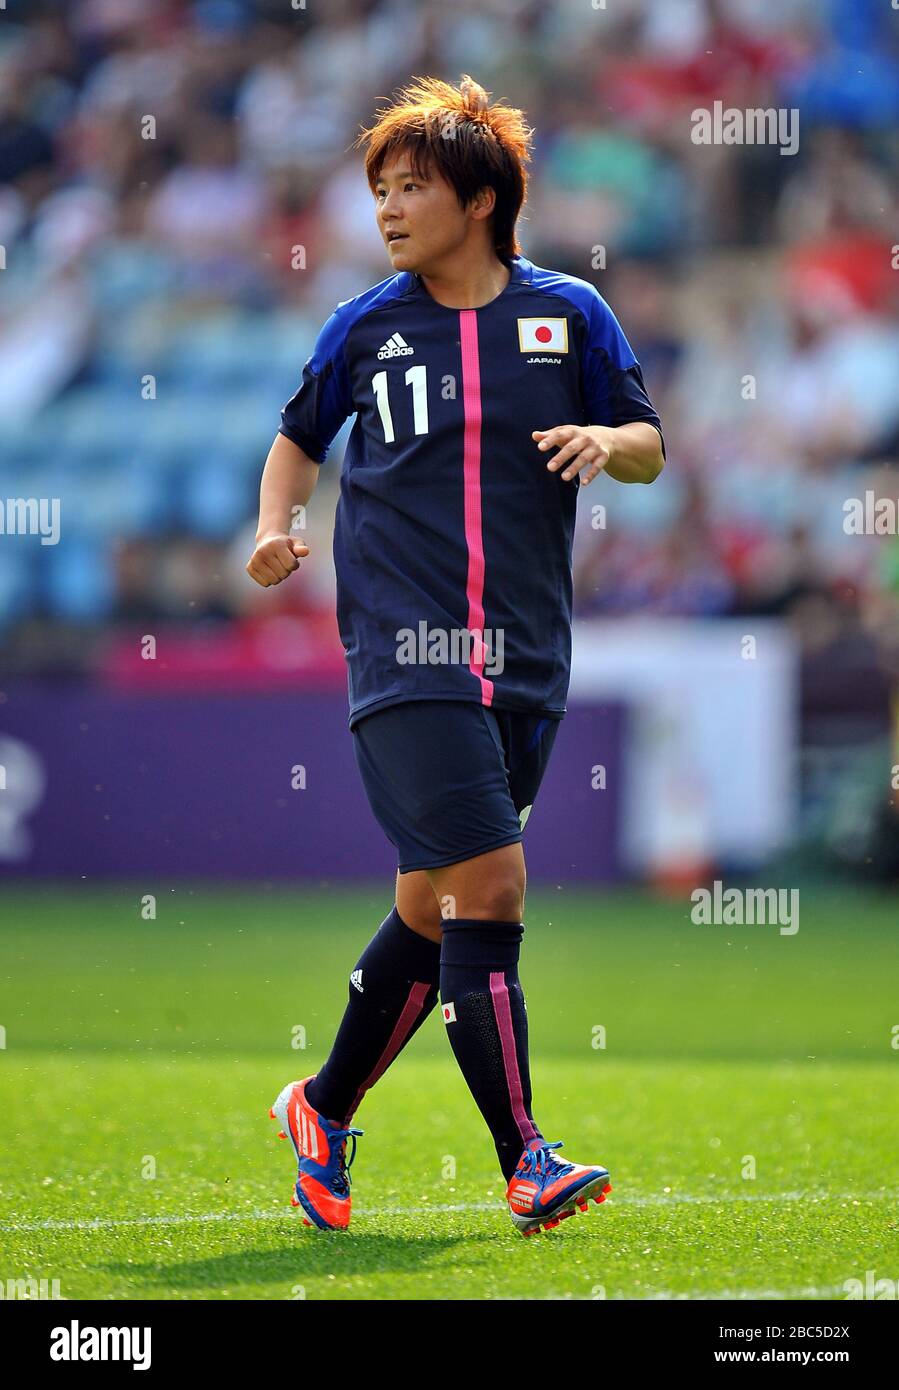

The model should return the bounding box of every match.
[246,532,310,587]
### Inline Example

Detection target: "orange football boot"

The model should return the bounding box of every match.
[270,1077,363,1230]
[506,1140,611,1236]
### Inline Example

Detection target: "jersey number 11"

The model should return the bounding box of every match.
[372,366,429,443]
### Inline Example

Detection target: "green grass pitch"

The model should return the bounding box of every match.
[1,884,897,1301]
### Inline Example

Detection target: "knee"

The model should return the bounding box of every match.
[470,876,524,924]
[399,910,443,944]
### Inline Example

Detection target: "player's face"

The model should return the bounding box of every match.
[374,155,474,274]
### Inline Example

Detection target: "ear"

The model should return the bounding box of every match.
[469,186,496,221]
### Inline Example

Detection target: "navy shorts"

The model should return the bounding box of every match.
[352,700,562,873]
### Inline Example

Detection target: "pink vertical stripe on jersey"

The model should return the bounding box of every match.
[458,309,494,706]
[345,980,431,1122]
[489,970,540,1146]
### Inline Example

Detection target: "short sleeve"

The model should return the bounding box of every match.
[279,307,354,463]
[581,288,666,458]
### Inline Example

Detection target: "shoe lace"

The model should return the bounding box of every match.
[328,1126,363,1196]
[519,1140,573,1182]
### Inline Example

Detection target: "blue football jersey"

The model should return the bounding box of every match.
[279,254,664,728]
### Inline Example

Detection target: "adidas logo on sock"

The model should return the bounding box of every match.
[350,969,364,994]
[377,332,414,360]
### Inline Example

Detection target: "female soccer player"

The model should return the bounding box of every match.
[247,75,665,1236]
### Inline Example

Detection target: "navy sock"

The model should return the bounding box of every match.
[439,919,544,1181]
[305,905,440,1125]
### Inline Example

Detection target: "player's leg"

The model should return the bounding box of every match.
[394,866,444,943]
[297,697,508,1147]
[303,870,443,1125]
[270,867,444,1228]
[427,839,525,921]
[426,839,542,1183]
[299,699,531,1139]
[428,711,611,1232]
[425,710,546,1178]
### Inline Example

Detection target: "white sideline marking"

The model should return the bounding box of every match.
[628,1284,848,1301]
[511,1282,851,1301]
[0,1189,894,1234]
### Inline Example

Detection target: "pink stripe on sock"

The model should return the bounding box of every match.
[489,969,540,1145]
[345,980,431,1122]
[459,309,494,707]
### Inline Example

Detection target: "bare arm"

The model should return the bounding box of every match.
[246,433,322,587]
[533,421,665,486]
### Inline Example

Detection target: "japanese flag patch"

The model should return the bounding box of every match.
[442,1002,457,1024]
[518,317,568,353]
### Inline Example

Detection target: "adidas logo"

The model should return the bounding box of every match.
[377,332,414,360]
[350,969,364,994]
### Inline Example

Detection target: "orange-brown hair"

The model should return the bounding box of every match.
[355,75,533,262]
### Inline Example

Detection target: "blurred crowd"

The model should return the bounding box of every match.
[1,0,899,737]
